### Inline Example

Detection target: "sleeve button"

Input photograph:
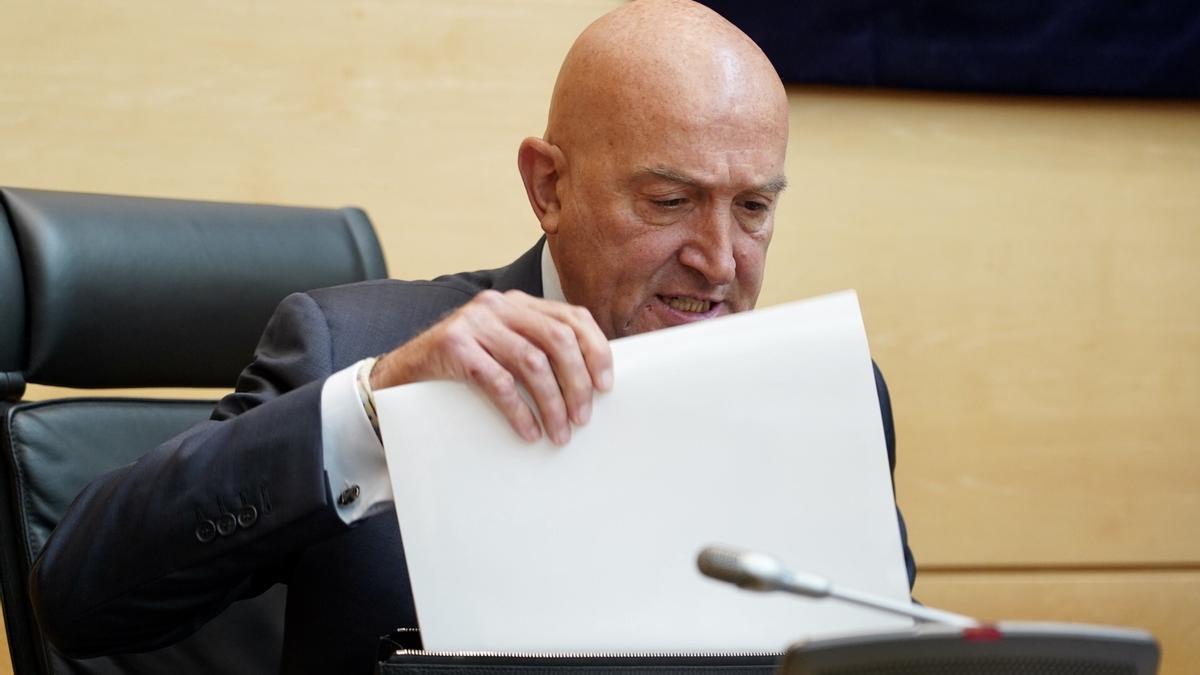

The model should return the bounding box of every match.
[337,485,361,507]
[216,512,238,536]
[195,520,217,543]
[237,504,259,528]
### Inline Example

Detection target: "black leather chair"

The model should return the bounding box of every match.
[0,187,388,674]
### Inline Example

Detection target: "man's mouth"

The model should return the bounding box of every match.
[659,295,713,314]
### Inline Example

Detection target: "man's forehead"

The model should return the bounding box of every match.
[632,165,788,194]
[608,95,790,163]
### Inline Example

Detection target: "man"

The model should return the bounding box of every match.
[32,1,915,673]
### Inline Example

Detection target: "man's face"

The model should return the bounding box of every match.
[548,108,787,339]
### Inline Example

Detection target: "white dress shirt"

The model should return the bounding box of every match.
[322,241,565,523]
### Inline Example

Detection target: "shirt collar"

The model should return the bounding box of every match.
[540,239,566,303]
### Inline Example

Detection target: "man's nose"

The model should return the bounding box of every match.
[678,206,736,286]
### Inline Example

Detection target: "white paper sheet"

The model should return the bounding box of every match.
[377,290,912,653]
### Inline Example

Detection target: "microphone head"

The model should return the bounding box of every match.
[696,545,788,592]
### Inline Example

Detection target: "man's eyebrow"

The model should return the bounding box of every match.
[634,167,788,194]
[636,167,700,187]
[756,176,788,194]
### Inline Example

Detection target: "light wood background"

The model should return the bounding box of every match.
[3,1,1198,673]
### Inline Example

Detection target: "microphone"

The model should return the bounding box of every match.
[697,545,978,627]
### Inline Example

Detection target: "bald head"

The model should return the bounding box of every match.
[547,0,788,153]
[517,0,790,338]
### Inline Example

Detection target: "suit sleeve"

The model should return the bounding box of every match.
[31,292,350,657]
[873,361,918,591]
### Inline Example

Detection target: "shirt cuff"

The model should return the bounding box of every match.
[321,359,394,524]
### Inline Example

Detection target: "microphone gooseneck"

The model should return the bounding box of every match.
[696,544,977,627]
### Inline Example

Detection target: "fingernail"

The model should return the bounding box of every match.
[524,425,541,443]
[599,369,614,391]
[552,427,569,446]
[577,401,592,425]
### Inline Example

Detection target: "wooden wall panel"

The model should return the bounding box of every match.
[0,0,622,284]
[915,570,1200,675]
[22,384,229,403]
[770,91,1200,566]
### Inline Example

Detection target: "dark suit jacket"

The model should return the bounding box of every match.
[32,242,916,674]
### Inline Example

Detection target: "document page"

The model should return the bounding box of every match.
[377,290,912,652]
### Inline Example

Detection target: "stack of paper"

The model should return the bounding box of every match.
[377,290,911,653]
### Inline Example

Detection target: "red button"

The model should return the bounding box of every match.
[962,626,1003,642]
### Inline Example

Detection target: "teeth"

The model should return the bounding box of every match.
[665,296,712,313]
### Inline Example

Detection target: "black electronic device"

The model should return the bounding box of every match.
[781,622,1159,675]
[697,545,1160,675]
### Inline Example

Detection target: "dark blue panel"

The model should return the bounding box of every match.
[702,0,1200,98]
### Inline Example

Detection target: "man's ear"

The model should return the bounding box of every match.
[518,137,566,234]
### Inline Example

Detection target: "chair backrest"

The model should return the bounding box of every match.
[0,187,388,674]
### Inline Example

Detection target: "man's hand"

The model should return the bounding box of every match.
[369,289,614,445]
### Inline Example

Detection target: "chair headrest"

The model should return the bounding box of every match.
[0,188,387,398]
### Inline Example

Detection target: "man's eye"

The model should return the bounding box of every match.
[652,198,687,208]
[741,200,768,212]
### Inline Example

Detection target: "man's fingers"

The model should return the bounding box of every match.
[504,290,614,392]
[516,316,593,428]
[547,302,614,392]
[476,321,573,446]
[427,310,544,443]
[488,291,600,430]
[377,289,613,446]
[544,322,594,426]
[456,339,543,443]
